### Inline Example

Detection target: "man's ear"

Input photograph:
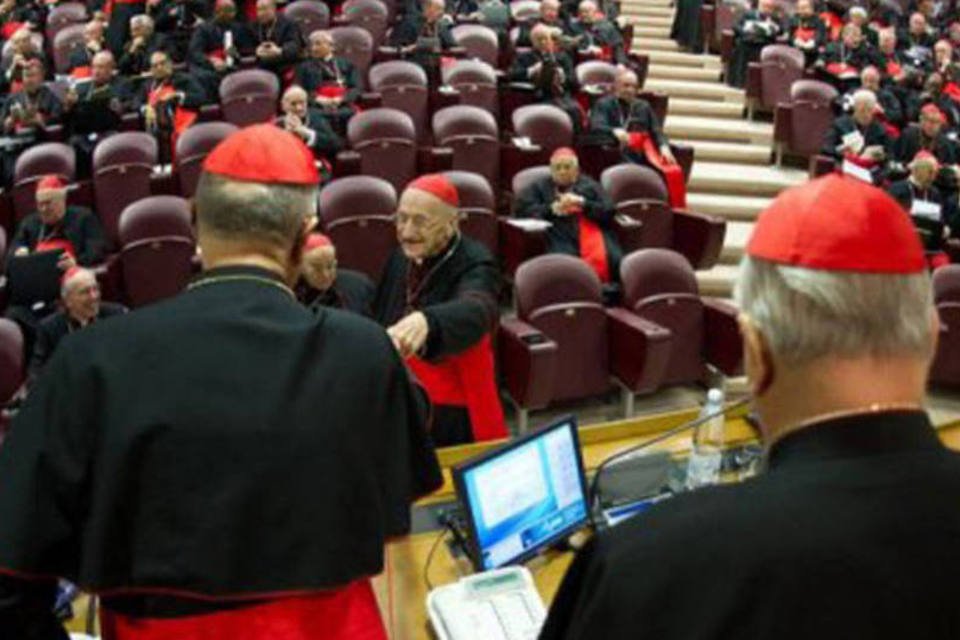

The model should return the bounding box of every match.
[738,314,775,398]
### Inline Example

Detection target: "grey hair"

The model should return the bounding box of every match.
[195,173,318,248]
[851,88,877,110]
[61,268,95,297]
[735,256,934,365]
[131,14,154,29]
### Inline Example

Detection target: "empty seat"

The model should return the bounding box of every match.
[318,175,397,280]
[175,122,239,197]
[284,0,331,39]
[44,2,87,46]
[117,196,195,308]
[93,132,159,251]
[12,143,76,222]
[329,26,374,85]
[443,170,497,255]
[451,24,499,67]
[442,59,499,116]
[344,107,417,193]
[340,0,389,46]
[52,23,86,74]
[620,248,742,387]
[509,0,541,22]
[931,265,960,386]
[511,104,574,155]
[774,79,838,165]
[219,69,280,127]
[499,254,671,430]
[433,105,500,190]
[747,44,805,119]
[368,60,429,142]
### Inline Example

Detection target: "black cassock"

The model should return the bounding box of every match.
[297,269,376,318]
[821,114,892,180]
[508,49,582,132]
[252,15,303,74]
[0,265,442,633]
[293,56,362,132]
[895,125,960,194]
[727,10,782,88]
[589,94,666,163]
[187,19,255,101]
[541,411,960,639]
[670,0,703,52]
[887,178,956,252]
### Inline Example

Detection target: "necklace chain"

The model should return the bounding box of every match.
[767,402,924,451]
[187,274,296,300]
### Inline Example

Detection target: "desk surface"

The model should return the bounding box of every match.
[374,410,960,640]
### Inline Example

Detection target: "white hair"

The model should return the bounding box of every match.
[130,14,154,29]
[61,268,96,298]
[735,257,934,365]
[851,89,877,110]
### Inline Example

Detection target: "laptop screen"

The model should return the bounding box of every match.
[454,417,588,571]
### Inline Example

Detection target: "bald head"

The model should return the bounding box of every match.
[615,69,639,100]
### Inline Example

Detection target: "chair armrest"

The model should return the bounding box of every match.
[375,46,401,62]
[703,298,743,375]
[773,102,793,144]
[606,307,672,394]
[431,87,461,110]
[628,52,649,87]
[671,143,694,182]
[358,92,383,110]
[120,111,141,131]
[720,29,735,63]
[498,218,548,276]
[672,209,726,270]
[198,103,222,122]
[334,150,362,178]
[613,215,644,254]
[40,124,65,142]
[946,238,960,264]
[419,146,454,173]
[498,317,558,410]
[499,82,537,126]
[745,62,762,102]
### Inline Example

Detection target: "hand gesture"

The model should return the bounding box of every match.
[387,311,429,358]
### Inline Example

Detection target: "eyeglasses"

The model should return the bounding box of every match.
[393,212,440,231]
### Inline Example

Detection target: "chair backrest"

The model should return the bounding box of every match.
[758,44,804,110]
[284,0,331,39]
[118,196,195,308]
[0,319,23,405]
[515,254,610,401]
[347,107,418,194]
[93,132,159,250]
[511,164,551,200]
[219,69,280,127]
[934,264,960,303]
[601,163,673,248]
[433,105,500,189]
[621,248,706,385]
[341,0,389,45]
[510,0,541,22]
[175,121,239,197]
[52,23,86,74]
[576,60,618,94]
[788,79,838,157]
[368,60,429,141]
[451,24,499,67]
[442,59,499,115]
[329,26,374,83]
[931,265,960,385]
[512,104,573,154]
[318,175,397,280]
[12,143,76,222]
[443,170,497,255]
[45,2,87,45]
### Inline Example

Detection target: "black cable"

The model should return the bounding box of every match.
[423,529,449,591]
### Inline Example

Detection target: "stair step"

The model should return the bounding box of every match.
[633,24,672,38]
[719,221,754,263]
[633,36,681,51]
[646,50,722,68]
[675,139,771,164]
[644,78,744,103]
[686,192,772,220]
[665,115,772,143]
[648,64,721,82]
[668,98,744,118]
[688,162,807,197]
[621,5,674,17]
[626,14,674,26]
[696,264,739,298]
[624,0,673,7]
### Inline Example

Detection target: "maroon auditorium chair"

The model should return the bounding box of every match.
[0,319,24,445]
[339,0,389,46]
[93,132,158,251]
[175,122,239,198]
[601,163,725,269]
[368,61,430,142]
[620,248,742,389]
[442,59,499,116]
[329,26,375,85]
[219,69,280,127]
[509,0,541,22]
[117,196,195,308]
[341,108,418,193]
[773,79,838,167]
[746,44,805,121]
[451,24,499,67]
[930,265,960,386]
[499,254,672,430]
[44,2,87,46]
[501,104,574,190]
[0,228,7,310]
[442,170,498,256]
[284,0,331,39]
[52,23,86,74]
[576,59,618,98]
[12,143,76,222]
[433,105,500,190]
[318,175,397,281]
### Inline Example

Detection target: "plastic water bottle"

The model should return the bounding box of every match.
[685,388,725,490]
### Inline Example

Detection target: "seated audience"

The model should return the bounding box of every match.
[276,85,342,179]
[389,0,458,83]
[786,0,825,67]
[1,27,45,94]
[119,15,169,78]
[152,0,209,62]
[568,0,625,63]
[898,12,936,70]
[373,174,506,446]
[888,150,956,268]
[294,30,361,133]
[819,23,877,92]
[67,20,108,77]
[188,0,254,102]
[296,233,374,316]
[727,0,782,88]
[822,89,892,182]
[515,0,571,48]
[135,50,204,159]
[514,147,621,284]
[509,24,582,132]
[1,59,61,134]
[849,65,904,134]
[895,103,959,195]
[251,0,302,76]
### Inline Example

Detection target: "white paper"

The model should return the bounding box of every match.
[841,130,865,154]
[506,219,553,231]
[841,159,874,183]
[912,199,942,221]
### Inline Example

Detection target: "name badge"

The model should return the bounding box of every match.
[912,199,942,221]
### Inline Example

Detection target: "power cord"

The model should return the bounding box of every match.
[423,529,449,591]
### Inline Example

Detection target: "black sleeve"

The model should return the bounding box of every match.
[28,322,56,383]
[589,99,616,137]
[175,74,207,109]
[638,101,666,148]
[278,20,302,65]
[389,18,417,47]
[0,576,67,640]
[342,60,361,103]
[440,23,457,49]
[539,537,610,640]
[75,210,107,266]
[187,28,215,70]
[514,180,554,219]
[9,217,37,256]
[821,120,843,158]
[579,178,616,225]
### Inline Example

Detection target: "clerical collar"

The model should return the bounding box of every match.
[188,265,295,299]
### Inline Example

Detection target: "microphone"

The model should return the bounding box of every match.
[587,396,753,527]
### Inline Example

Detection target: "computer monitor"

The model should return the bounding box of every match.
[453,416,589,572]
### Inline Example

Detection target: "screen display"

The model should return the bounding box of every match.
[458,420,588,571]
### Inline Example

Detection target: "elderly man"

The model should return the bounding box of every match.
[898,12,935,69]
[252,0,302,76]
[66,20,108,77]
[514,147,621,284]
[104,0,146,54]
[589,69,684,207]
[0,28,44,94]
[877,27,907,81]
[1,59,62,134]
[187,0,254,100]
[135,50,204,159]
[568,0,625,63]
[28,267,126,380]
[785,0,824,66]
[896,103,959,193]
[822,89,892,181]
[118,14,168,77]
[389,0,457,82]
[509,24,582,132]
[850,65,903,132]
[819,23,876,92]
[888,150,957,268]
[373,174,506,446]
[296,232,374,316]
[727,0,782,88]
[515,0,571,47]
[151,0,209,61]
[0,125,442,638]
[276,85,342,175]
[541,173,960,639]
[294,30,361,132]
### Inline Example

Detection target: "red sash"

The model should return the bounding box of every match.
[825,62,859,79]
[793,26,816,44]
[149,83,198,156]
[70,66,92,79]
[100,580,386,640]
[945,82,960,103]
[208,47,225,63]
[35,238,75,258]
[406,334,507,442]
[875,111,900,139]
[1,21,24,39]
[820,11,842,40]
[627,131,687,209]
[885,58,902,78]
[843,151,879,168]
[576,209,611,282]
[317,85,347,100]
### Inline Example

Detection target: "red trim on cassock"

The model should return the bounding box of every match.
[70,66,92,79]
[316,85,347,99]
[100,580,386,640]
[820,11,842,40]
[825,62,859,79]
[793,26,816,44]
[1,21,25,38]
[406,334,507,442]
[574,207,611,282]
[627,131,686,209]
[885,59,902,78]
[842,151,878,168]
[929,252,951,270]
[35,239,76,258]
[149,84,198,159]
[944,82,960,104]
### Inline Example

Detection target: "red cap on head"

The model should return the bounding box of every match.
[37,174,66,193]
[551,147,578,161]
[214,0,234,8]
[303,232,332,252]
[746,174,925,274]
[203,124,319,186]
[921,103,945,122]
[407,174,459,207]
[61,266,84,288]
[911,149,940,168]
